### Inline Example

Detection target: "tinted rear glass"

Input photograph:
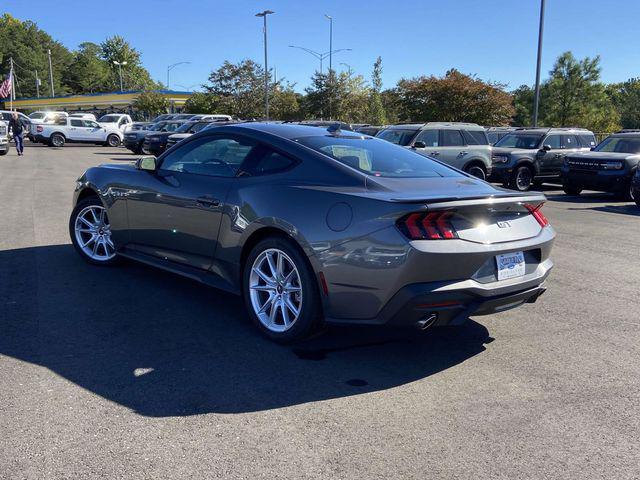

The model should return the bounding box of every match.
[296,135,461,178]
[578,134,596,148]
[494,133,544,149]
[376,128,418,146]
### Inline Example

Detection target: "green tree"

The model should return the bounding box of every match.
[512,85,534,126]
[304,70,370,123]
[203,59,265,118]
[541,51,619,131]
[100,35,159,91]
[0,14,73,98]
[367,56,387,125]
[64,42,110,93]
[132,91,168,119]
[183,92,221,114]
[395,69,514,125]
[607,78,640,129]
[270,81,302,120]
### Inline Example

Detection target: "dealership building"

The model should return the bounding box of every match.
[3,90,193,118]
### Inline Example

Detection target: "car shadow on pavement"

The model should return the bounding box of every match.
[568,204,640,216]
[0,244,492,418]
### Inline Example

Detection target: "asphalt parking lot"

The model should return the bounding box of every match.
[1,142,639,479]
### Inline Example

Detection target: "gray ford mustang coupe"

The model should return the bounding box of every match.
[70,123,555,342]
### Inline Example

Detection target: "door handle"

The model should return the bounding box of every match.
[196,196,220,208]
[430,151,440,156]
[458,151,468,156]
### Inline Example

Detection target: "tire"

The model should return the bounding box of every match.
[49,133,65,148]
[563,184,582,196]
[141,143,151,155]
[106,134,121,147]
[509,165,534,192]
[0,148,7,156]
[243,236,321,343]
[465,164,486,180]
[69,196,120,266]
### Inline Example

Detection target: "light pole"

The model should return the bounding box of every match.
[167,61,190,90]
[288,46,352,74]
[256,9,275,120]
[532,0,545,127]
[325,14,334,119]
[113,60,127,92]
[340,62,353,77]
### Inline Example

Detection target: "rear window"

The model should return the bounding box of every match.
[296,135,461,178]
[376,128,418,146]
[578,134,596,148]
[462,129,489,145]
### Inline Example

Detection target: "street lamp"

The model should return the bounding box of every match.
[167,61,191,90]
[113,61,127,92]
[325,14,334,119]
[532,0,546,127]
[340,62,353,77]
[288,45,352,74]
[256,9,275,120]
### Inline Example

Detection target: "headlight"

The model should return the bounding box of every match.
[492,154,509,164]
[602,162,623,170]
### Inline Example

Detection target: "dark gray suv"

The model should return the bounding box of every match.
[490,127,596,191]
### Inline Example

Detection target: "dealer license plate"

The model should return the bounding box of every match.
[496,251,525,281]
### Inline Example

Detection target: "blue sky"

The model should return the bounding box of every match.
[4,0,639,92]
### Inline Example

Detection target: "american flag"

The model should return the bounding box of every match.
[0,68,13,99]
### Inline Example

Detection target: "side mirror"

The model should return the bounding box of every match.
[541,144,551,151]
[590,146,595,151]
[413,141,427,149]
[136,156,157,172]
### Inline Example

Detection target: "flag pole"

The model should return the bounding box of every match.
[10,57,14,111]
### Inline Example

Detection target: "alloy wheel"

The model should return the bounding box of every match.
[74,205,116,261]
[516,167,532,190]
[249,248,302,333]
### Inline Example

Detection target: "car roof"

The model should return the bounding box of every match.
[512,127,594,134]
[384,122,484,131]
[219,122,367,140]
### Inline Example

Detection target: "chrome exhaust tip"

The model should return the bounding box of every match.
[417,313,438,330]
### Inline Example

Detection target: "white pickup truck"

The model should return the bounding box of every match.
[0,120,8,155]
[97,113,133,133]
[32,117,123,147]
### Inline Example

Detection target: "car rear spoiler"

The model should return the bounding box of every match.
[389,192,547,209]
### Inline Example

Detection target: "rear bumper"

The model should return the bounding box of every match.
[325,258,553,327]
[561,168,631,193]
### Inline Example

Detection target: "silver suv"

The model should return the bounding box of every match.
[376,122,492,179]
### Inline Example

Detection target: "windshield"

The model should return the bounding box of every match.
[494,133,544,149]
[161,122,183,132]
[595,136,640,154]
[296,135,461,178]
[376,128,418,146]
[29,112,47,119]
[98,115,121,123]
[175,122,195,133]
[191,122,210,133]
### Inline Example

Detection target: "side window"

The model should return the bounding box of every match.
[561,135,579,149]
[441,129,465,147]
[462,129,489,145]
[70,119,84,127]
[248,149,297,176]
[84,120,99,128]
[544,135,562,149]
[160,135,255,177]
[415,129,439,147]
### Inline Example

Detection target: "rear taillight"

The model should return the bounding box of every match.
[397,211,458,240]
[525,203,549,227]
[36,125,43,133]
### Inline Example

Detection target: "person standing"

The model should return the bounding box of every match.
[9,112,26,156]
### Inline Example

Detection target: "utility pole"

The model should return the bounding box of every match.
[47,49,55,97]
[325,14,333,120]
[35,70,40,98]
[255,10,274,120]
[532,0,545,127]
